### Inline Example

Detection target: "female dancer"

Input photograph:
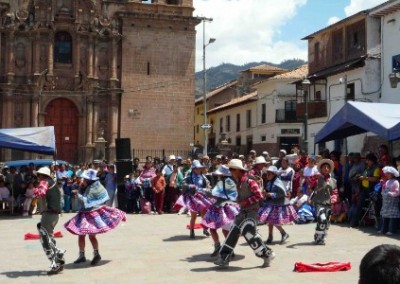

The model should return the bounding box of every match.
[201,165,239,256]
[259,166,297,244]
[174,160,213,238]
[64,169,126,265]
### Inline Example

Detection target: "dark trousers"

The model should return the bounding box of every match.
[143,187,156,212]
[379,217,399,234]
[164,186,178,213]
[351,188,369,226]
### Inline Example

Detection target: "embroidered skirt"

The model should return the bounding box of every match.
[258,203,298,225]
[64,205,126,235]
[201,203,240,230]
[173,192,213,213]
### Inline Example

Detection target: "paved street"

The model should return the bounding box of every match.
[0,212,398,284]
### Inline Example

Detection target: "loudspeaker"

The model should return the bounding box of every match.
[115,138,131,160]
[115,160,133,185]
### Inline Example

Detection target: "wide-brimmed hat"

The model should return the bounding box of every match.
[36,167,51,177]
[191,160,205,169]
[254,156,268,165]
[213,165,231,176]
[382,166,399,177]
[215,155,222,160]
[317,159,334,173]
[279,149,287,155]
[266,165,278,175]
[228,159,247,171]
[249,150,256,154]
[168,154,176,161]
[81,169,99,181]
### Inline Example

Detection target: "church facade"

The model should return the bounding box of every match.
[0,0,199,163]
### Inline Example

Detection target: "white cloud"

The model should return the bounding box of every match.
[194,0,307,70]
[327,16,341,26]
[344,0,387,16]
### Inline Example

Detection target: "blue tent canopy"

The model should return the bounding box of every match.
[315,101,400,143]
[0,126,56,155]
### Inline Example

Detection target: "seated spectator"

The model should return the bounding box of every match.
[291,187,315,224]
[22,180,35,216]
[331,195,349,223]
[359,244,400,284]
[0,179,14,209]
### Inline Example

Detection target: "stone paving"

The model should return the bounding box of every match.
[0,212,399,284]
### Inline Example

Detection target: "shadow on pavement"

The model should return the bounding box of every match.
[286,242,317,248]
[163,235,207,242]
[63,260,111,270]
[1,270,48,278]
[191,265,261,272]
[184,253,245,263]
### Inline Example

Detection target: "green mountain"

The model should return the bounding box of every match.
[195,59,306,98]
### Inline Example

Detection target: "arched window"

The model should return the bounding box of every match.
[54,31,72,64]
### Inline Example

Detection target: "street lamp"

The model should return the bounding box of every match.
[302,78,311,153]
[202,17,215,156]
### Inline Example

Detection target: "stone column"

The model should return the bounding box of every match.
[110,37,118,81]
[108,92,119,162]
[34,33,40,75]
[87,36,93,78]
[86,95,94,146]
[7,32,15,83]
[47,33,54,76]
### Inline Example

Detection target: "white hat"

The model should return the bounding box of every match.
[81,169,99,181]
[249,149,256,154]
[280,149,287,155]
[168,155,176,161]
[215,155,222,159]
[213,165,231,176]
[191,160,205,169]
[262,151,269,156]
[125,175,130,179]
[317,159,334,173]
[382,166,399,177]
[266,165,278,174]
[36,167,51,177]
[228,159,247,171]
[254,156,268,165]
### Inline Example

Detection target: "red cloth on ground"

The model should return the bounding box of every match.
[294,261,351,272]
[24,231,63,240]
[186,223,204,229]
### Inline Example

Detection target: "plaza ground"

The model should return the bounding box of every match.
[0,212,398,284]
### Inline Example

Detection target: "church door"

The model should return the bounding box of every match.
[45,98,79,163]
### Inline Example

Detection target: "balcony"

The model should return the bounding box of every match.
[275,109,298,123]
[296,101,327,119]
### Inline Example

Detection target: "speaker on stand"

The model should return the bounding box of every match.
[115,138,132,161]
[115,138,133,212]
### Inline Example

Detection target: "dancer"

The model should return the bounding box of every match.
[64,169,126,265]
[259,166,297,244]
[201,165,239,256]
[174,160,212,239]
[311,158,338,245]
[33,167,65,275]
[214,159,275,268]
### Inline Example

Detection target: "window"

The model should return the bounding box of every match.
[166,0,179,4]
[236,136,241,147]
[196,125,199,133]
[261,103,266,124]
[314,42,320,67]
[261,135,266,142]
[315,91,321,101]
[219,117,223,133]
[226,115,230,132]
[332,29,344,63]
[54,31,72,64]
[346,20,365,57]
[346,83,355,101]
[246,110,251,128]
[236,113,240,131]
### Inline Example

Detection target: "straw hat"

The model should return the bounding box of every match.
[36,167,51,177]
[227,159,247,171]
[317,159,334,173]
[254,156,268,165]
[191,160,205,169]
[168,155,176,161]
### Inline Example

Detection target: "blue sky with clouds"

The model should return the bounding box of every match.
[193,0,387,71]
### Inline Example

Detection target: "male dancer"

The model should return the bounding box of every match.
[34,167,65,275]
[214,159,275,268]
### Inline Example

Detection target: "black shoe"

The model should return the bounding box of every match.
[73,256,86,264]
[47,265,63,275]
[203,228,210,237]
[214,255,229,267]
[231,251,235,259]
[190,229,195,239]
[91,254,102,265]
[265,236,273,244]
[210,243,221,257]
[280,233,289,244]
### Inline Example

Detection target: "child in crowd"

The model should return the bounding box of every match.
[331,195,349,223]
[22,180,36,216]
[0,179,13,209]
[152,168,166,214]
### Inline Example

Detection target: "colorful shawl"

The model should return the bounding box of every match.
[78,180,109,209]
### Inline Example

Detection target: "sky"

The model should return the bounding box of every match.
[193,0,387,71]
